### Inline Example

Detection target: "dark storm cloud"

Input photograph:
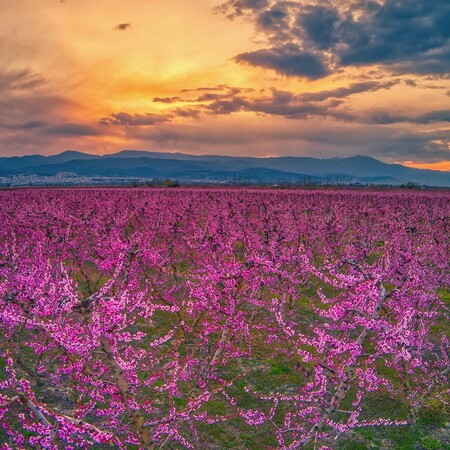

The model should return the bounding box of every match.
[114,23,132,31]
[257,6,289,30]
[295,5,340,51]
[220,0,450,78]
[335,0,450,68]
[255,5,292,42]
[234,44,330,79]
[99,112,171,126]
[43,123,100,136]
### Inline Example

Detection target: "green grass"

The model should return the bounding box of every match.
[420,436,445,450]
[200,399,228,416]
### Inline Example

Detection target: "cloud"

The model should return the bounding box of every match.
[153,96,182,103]
[180,85,230,93]
[43,123,100,136]
[97,80,409,125]
[182,87,251,103]
[335,1,450,69]
[100,112,171,126]
[388,48,450,76]
[0,67,76,133]
[0,120,47,130]
[234,44,330,79]
[198,87,328,118]
[256,5,292,42]
[215,0,270,19]
[0,69,46,93]
[298,80,398,102]
[366,109,450,124]
[220,0,450,77]
[171,108,202,119]
[206,98,248,114]
[97,77,448,133]
[186,81,399,119]
[295,5,340,50]
[0,65,113,153]
[114,23,132,31]
[125,86,326,119]
[122,117,450,163]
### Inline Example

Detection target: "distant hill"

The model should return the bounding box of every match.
[0,150,99,171]
[0,150,449,186]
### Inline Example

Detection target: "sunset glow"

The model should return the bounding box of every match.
[0,0,449,166]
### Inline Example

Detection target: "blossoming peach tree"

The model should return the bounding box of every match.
[0,189,448,448]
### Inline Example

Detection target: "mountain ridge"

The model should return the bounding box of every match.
[0,150,448,186]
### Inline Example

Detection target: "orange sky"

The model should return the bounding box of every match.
[0,0,449,168]
[404,161,450,171]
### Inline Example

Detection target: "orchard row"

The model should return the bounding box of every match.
[0,189,449,449]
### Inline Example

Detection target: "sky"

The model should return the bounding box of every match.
[0,0,449,169]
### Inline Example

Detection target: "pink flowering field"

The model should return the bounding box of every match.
[0,188,449,449]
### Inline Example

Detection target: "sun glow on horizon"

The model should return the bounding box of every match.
[404,161,450,172]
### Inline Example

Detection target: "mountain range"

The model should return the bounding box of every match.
[0,150,449,187]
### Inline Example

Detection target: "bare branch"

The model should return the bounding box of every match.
[0,395,20,409]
